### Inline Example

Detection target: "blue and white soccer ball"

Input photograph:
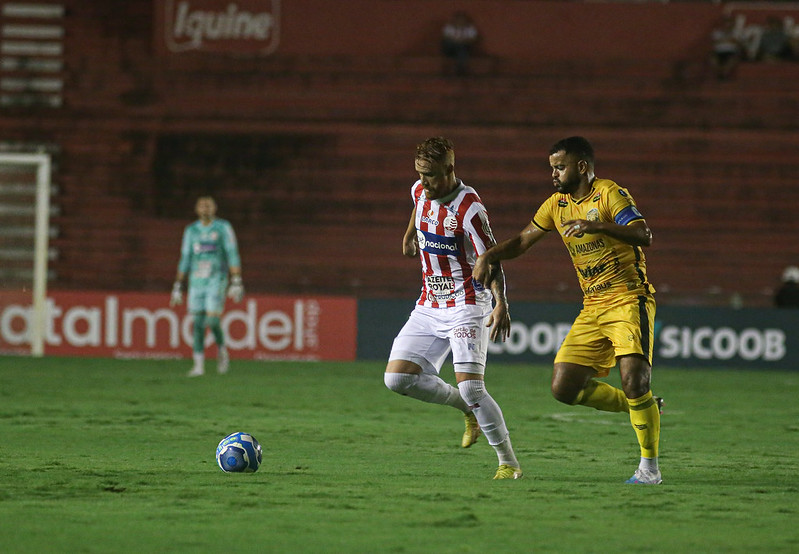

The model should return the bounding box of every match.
[216,432,262,473]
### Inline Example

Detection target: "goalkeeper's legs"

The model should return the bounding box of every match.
[207,313,229,374]
[207,314,224,346]
[188,312,207,377]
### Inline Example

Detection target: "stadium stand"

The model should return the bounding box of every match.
[1,1,798,307]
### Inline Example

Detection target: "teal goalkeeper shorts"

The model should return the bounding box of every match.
[187,278,227,314]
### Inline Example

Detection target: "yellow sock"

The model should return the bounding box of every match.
[574,379,629,413]
[628,391,660,458]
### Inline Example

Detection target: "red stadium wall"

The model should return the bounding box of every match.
[2,0,798,308]
[152,0,720,61]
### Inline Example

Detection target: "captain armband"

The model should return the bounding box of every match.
[614,205,644,226]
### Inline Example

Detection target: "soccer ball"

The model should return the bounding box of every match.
[216,432,262,473]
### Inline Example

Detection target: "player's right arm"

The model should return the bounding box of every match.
[402,207,418,258]
[473,222,547,285]
[171,226,193,306]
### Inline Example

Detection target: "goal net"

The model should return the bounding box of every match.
[0,152,54,356]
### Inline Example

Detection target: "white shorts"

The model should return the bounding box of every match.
[388,304,490,375]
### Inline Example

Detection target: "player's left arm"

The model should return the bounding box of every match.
[468,205,511,342]
[563,188,652,247]
[486,263,511,343]
[223,222,244,302]
[562,218,652,247]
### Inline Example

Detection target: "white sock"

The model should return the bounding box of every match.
[458,379,519,467]
[193,352,204,368]
[384,372,469,412]
[493,436,519,468]
[640,457,659,472]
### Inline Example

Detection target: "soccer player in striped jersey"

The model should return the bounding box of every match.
[474,136,662,484]
[170,196,244,377]
[385,137,522,480]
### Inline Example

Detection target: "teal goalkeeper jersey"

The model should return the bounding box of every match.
[177,218,241,288]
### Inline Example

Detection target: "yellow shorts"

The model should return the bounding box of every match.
[554,294,656,377]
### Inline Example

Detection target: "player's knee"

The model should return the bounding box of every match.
[551,382,579,405]
[384,372,417,394]
[620,356,651,398]
[457,379,486,406]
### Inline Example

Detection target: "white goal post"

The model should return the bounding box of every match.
[0,153,52,356]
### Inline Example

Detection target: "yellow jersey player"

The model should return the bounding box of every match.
[473,136,662,484]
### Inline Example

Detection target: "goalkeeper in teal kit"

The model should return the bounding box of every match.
[170,196,244,377]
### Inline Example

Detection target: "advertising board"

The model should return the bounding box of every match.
[0,291,356,360]
[357,300,799,370]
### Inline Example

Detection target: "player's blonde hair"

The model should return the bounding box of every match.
[416,137,455,167]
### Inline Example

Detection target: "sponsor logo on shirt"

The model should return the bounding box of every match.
[569,238,606,255]
[453,326,478,339]
[194,241,218,254]
[417,230,460,256]
[578,262,608,279]
[426,275,456,299]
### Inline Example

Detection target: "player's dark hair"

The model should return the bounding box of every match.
[550,136,594,164]
[416,137,454,164]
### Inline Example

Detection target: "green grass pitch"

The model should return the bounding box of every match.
[0,356,797,553]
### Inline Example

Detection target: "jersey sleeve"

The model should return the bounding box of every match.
[177,225,193,274]
[607,185,645,226]
[412,180,423,199]
[464,203,496,256]
[532,196,556,232]
[221,221,241,269]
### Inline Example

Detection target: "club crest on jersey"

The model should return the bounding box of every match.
[586,208,600,222]
[417,229,460,256]
[443,215,458,231]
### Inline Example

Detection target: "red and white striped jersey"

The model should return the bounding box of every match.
[411,179,497,309]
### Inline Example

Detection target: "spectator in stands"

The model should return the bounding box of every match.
[710,15,744,80]
[775,265,799,308]
[758,16,793,62]
[170,196,244,376]
[441,11,479,76]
